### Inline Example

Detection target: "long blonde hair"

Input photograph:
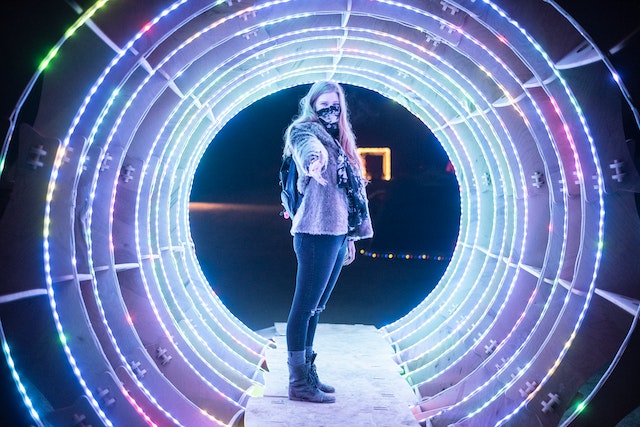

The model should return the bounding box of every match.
[285,81,362,173]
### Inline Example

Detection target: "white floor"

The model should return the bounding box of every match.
[245,323,421,427]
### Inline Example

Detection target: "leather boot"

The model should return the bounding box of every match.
[288,361,335,403]
[306,352,335,393]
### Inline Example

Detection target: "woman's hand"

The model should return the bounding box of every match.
[343,240,356,265]
[308,158,327,185]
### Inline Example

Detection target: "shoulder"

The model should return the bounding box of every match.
[290,121,323,135]
[288,121,328,146]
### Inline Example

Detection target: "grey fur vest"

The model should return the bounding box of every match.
[286,121,373,241]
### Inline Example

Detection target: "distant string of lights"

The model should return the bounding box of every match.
[359,249,451,261]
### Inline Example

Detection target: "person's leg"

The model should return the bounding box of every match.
[304,235,348,394]
[287,234,344,352]
[286,233,344,403]
[305,235,348,351]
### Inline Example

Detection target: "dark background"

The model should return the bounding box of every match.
[188,84,459,331]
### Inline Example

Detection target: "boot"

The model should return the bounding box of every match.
[306,352,335,393]
[288,361,335,403]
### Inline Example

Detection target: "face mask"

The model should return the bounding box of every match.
[316,104,341,125]
[316,104,341,137]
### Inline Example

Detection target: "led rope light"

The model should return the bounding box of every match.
[39,0,188,408]
[0,0,111,175]
[144,91,267,375]
[37,7,155,418]
[66,5,390,418]
[383,96,507,368]
[342,3,588,422]
[1,326,44,427]
[359,251,451,261]
[420,207,566,410]
[400,1,604,424]
[175,61,470,342]
[546,2,640,129]
[559,303,640,425]
[414,68,572,427]
[419,231,567,417]
[388,103,552,384]
[368,0,572,336]
[186,27,520,354]
[390,120,504,354]
[138,60,276,356]
[2,1,622,425]
[139,108,268,359]
[145,101,269,392]
[180,62,490,374]
[225,53,528,418]
[134,34,368,354]
[81,49,253,427]
[62,5,544,426]
[423,271,566,419]
[40,1,246,425]
[81,3,292,370]
[330,27,528,342]
[471,3,605,423]
[128,4,333,361]
[80,85,211,427]
[161,19,552,404]
[126,0,608,424]
[376,101,516,354]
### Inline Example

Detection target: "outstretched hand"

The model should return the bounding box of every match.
[308,157,327,185]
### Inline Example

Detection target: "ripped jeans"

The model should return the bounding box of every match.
[286,233,348,352]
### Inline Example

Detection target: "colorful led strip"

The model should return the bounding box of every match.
[0,1,633,426]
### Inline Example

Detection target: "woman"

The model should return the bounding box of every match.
[283,81,373,403]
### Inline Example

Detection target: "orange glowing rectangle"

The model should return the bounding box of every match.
[357,147,391,181]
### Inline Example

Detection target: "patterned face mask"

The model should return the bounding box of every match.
[316,104,341,124]
[316,104,341,138]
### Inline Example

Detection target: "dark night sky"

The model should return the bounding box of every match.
[0,3,78,131]
[189,84,453,204]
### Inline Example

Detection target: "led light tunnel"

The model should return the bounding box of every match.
[0,1,639,426]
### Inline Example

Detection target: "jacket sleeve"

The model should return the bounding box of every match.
[289,126,329,176]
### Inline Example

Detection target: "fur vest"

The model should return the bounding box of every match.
[287,121,373,241]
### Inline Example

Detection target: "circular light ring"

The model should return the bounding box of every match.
[26,0,556,418]
[95,15,568,424]
[135,91,270,361]
[6,1,580,422]
[149,19,528,368]
[1,1,638,426]
[168,57,512,378]
[41,2,276,426]
[380,3,604,424]
[135,23,504,362]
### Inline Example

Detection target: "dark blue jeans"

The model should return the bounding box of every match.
[286,233,348,352]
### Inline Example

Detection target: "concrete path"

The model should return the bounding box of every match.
[245,323,421,427]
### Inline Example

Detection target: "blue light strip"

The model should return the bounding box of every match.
[0,325,43,426]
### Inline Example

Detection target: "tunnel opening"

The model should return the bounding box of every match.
[188,83,460,330]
